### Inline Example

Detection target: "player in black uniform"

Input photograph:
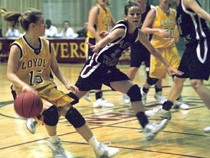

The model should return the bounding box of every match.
[146,0,210,129]
[74,1,183,141]
[122,0,163,104]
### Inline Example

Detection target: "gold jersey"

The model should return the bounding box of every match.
[12,36,53,92]
[151,6,176,48]
[87,4,112,38]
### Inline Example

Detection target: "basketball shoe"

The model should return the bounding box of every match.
[145,106,171,120]
[154,91,166,104]
[26,118,37,134]
[204,126,210,133]
[94,142,119,158]
[93,98,114,108]
[47,138,67,158]
[143,119,168,141]
[140,87,147,105]
[173,97,189,110]
[122,93,130,104]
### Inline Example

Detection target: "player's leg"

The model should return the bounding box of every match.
[93,89,114,108]
[153,79,166,104]
[171,75,189,110]
[60,91,119,157]
[111,79,168,141]
[122,67,139,104]
[41,102,68,158]
[141,77,159,104]
[141,48,166,105]
[145,46,187,118]
[190,79,210,132]
[122,42,144,104]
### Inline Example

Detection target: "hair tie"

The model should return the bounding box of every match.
[20,13,23,17]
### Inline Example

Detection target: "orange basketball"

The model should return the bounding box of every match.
[14,91,43,118]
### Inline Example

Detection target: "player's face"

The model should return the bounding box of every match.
[125,6,141,28]
[34,16,46,36]
[98,0,108,7]
[159,0,170,6]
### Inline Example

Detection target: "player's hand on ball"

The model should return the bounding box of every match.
[22,84,35,93]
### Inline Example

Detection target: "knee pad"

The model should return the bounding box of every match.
[66,92,79,105]
[127,85,141,102]
[65,107,86,128]
[147,77,159,85]
[42,105,59,126]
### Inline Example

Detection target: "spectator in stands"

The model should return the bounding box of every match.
[59,20,78,38]
[77,22,88,38]
[5,25,20,37]
[45,19,58,38]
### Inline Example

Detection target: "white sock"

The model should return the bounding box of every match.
[88,135,100,149]
[50,135,58,142]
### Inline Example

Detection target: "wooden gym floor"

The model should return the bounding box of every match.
[0,62,210,158]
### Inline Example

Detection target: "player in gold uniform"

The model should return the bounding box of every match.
[141,0,189,110]
[1,8,119,158]
[84,0,116,107]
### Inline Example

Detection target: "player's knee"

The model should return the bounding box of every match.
[66,92,79,105]
[190,79,201,90]
[127,84,141,102]
[65,107,86,128]
[42,105,59,126]
[147,77,159,85]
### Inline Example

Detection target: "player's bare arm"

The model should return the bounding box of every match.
[50,49,79,93]
[88,6,102,41]
[7,45,31,90]
[141,9,170,38]
[91,28,125,53]
[184,0,210,22]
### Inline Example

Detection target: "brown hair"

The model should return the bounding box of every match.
[0,7,42,31]
[124,0,141,16]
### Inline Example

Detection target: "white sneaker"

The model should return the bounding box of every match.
[83,93,92,102]
[143,119,168,141]
[140,87,147,104]
[145,106,171,120]
[93,98,114,108]
[94,142,119,158]
[26,118,37,134]
[122,93,130,104]
[173,98,189,110]
[154,92,166,104]
[47,138,67,158]
[204,126,210,133]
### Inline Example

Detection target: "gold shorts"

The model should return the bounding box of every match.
[35,84,74,125]
[149,46,180,79]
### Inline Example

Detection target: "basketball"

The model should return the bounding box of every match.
[14,91,43,118]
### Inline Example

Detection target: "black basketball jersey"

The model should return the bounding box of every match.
[176,0,210,47]
[96,20,139,66]
[80,20,139,78]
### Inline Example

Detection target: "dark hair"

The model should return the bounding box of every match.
[96,0,110,6]
[124,1,141,16]
[0,7,42,31]
[63,20,70,25]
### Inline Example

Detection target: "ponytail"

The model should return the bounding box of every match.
[0,7,42,31]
